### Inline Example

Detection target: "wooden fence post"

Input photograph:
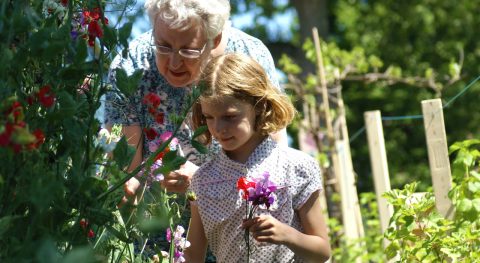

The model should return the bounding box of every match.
[364,110,393,247]
[421,99,454,219]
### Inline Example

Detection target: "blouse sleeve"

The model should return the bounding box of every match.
[225,28,282,91]
[290,154,323,210]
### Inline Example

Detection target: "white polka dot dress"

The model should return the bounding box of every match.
[190,137,323,262]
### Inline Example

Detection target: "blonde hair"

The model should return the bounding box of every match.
[192,53,295,144]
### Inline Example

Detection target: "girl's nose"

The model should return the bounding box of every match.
[213,120,226,134]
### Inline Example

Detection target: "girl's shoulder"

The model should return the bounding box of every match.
[277,145,319,167]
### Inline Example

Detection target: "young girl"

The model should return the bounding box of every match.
[185,53,331,262]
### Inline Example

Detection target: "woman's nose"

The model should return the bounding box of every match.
[168,52,182,69]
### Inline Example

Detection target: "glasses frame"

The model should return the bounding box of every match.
[150,33,208,60]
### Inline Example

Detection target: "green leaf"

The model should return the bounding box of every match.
[105,225,131,243]
[62,247,96,263]
[113,136,135,169]
[102,25,117,52]
[472,199,480,212]
[155,151,187,175]
[74,38,88,64]
[192,125,208,139]
[468,182,480,193]
[457,199,473,212]
[55,91,77,118]
[119,22,133,48]
[0,216,20,238]
[115,68,143,97]
[191,140,208,154]
[138,216,169,233]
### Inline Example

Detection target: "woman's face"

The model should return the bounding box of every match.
[153,18,210,87]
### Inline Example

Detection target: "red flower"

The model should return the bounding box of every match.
[87,21,102,47]
[143,127,158,140]
[37,85,55,108]
[60,0,68,7]
[154,146,170,161]
[28,129,45,150]
[6,101,23,123]
[154,112,165,124]
[26,96,34,106]
[82,8,108,47]
[143,93,161,108]
[80,219,88,229]
[0,123,14,147]
[236,177,256,200]
[87,229,95,238]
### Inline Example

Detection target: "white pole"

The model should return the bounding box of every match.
[364,110,393,247]
[421,99,454,219]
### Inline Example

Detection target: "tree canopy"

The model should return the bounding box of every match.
[231,0,480,192]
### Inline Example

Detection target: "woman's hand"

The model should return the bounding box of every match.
[161,161,198,193]
[118,177,141,208]
[242,215,292,245]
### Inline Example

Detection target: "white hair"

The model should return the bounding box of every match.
[144,0,230,41]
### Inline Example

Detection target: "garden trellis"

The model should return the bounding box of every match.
[362,74,480,247]
[289,25,479,261]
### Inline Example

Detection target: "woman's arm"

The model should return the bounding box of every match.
[185,204,208,263]
[106,124,143,206]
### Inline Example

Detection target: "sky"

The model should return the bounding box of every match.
[107,0,295,41]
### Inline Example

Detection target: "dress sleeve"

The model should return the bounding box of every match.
[291,155,323,210]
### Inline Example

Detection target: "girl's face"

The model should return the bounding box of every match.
[201,97,265,163]
[153,18,210,87]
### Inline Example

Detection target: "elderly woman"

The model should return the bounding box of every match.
[105,0,285,202]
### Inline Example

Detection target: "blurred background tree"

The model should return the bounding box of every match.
[230,0,480,192]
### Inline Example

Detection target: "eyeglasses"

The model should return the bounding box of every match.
[152,42,207,59]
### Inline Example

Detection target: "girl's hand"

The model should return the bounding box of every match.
[242,215,292,245]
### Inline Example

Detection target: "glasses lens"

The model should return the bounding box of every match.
[179,49,201,59]
[156,46,172,55]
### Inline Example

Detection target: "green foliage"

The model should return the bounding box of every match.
[0,1,199,262]
[383,139,480,262]
[328,192,386,262]
[333,0,480,192]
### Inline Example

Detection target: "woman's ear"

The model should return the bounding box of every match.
[213,33,222,49]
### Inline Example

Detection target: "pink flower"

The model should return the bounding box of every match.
[166,225,190,263]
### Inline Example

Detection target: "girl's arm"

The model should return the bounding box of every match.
[244,190,331,262]
[185,204,208,263]
[292,190,331,261]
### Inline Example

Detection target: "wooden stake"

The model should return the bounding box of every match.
[364,110,393,248]
[421,99,454,219]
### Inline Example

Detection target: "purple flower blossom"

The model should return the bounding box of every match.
[164,225,190,263]
[239,171,277,209]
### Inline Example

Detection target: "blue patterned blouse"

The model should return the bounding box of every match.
[105,26,280,164]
